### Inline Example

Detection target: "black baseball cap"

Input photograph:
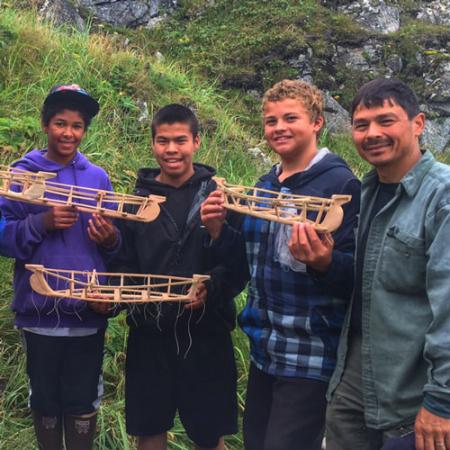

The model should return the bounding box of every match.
[43,84,100,118]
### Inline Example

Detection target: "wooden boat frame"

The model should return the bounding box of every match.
[213,177,352,232]
[0,166,165,222]
[26,264,210,303]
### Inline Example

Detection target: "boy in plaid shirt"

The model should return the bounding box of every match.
[201,80,360,450]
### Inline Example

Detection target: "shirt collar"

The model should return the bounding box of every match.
[362,150,435,198]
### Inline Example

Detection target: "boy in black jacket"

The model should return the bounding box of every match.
[113,104,245,450]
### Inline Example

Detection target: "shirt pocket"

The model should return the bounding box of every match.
[378,226,426,294]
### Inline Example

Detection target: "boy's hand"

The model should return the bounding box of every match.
[200,190,226,240]
[184,283,207,310]
[43,205,79,231]
[288,223,334,273]
[87,213,118,248]
[88,300,114,315]
[87,293,115,315]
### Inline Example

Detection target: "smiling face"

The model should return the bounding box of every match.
[352,99,425,182]
[152,122,200,187]
[43,109,86,165]
[263,98,323,165]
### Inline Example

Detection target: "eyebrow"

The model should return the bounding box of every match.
[376,113,399,120]
[264,111,300,119]
[54,118,84,124]
[156,135,189,140]
[353,112,400,123]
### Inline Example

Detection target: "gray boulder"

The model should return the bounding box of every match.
[324,94,351,133]
[417,1,450,27]
[39,0,85,31]
[334,46,370,71]
[338,0,400,34]
[38,0,178,29]
[74,0,178,27]
[333,39,384,75]
[422,118,450,153]
[426,61,450,116]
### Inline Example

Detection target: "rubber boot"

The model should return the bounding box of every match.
[63,412,97,450]
[32,410,63,450]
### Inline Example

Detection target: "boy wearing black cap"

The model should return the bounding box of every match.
[0,84,118,450]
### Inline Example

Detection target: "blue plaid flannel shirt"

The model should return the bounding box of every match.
[238,168,359,381]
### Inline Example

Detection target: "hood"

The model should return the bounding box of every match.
[260,150,352,190]
[135,163,216,196]
[12,149,90,173]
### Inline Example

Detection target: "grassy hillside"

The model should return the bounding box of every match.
[122,0,450,113]
[1,2,449,449]
[0,7,261,449]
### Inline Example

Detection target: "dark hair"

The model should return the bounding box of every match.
[351,78,421,121]
[151,104,199,140]
[41,102,93,129]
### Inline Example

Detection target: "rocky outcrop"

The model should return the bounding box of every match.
[288,48,314,84]
[287,44,450,151]
[333,39,384,75]
[285,0,450,152]
[338,0,400,34]
[324,95,351,134]
[425,60,450,117]
[422,118,450,154]
[417,1,450,27]
[39,0,178,29]
[39,0,85,31]
[35,0,450,152]
[75,0,178,28]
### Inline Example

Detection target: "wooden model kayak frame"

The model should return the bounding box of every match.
[213,177,352,233]
[26,264,210,303]
[0,166,165,222]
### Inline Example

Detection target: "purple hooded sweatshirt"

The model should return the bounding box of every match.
[0,149,118,329]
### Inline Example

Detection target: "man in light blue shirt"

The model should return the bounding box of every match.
[324,78,450,450]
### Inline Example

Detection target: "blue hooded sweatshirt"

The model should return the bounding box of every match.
[0,149,117,329]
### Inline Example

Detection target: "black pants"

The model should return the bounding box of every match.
[23,330,105,416]
[243,363,327,450]
[125,328,238,448]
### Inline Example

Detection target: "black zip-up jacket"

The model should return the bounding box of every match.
[111,163,247,334]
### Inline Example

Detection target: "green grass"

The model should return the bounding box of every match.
[0,6,261,449]
[119,0,370,117]
[122,0,368,92]
[0,7,264,185]
[115,0,449,114]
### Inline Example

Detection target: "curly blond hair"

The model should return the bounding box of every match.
[262,79,324,122]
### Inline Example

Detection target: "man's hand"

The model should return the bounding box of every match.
[43,205,79,231]
[288,223,334,273]
[87,213,118,248]
[415,407,450,450]
[200,190,226,240]
[184,283,207,310]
